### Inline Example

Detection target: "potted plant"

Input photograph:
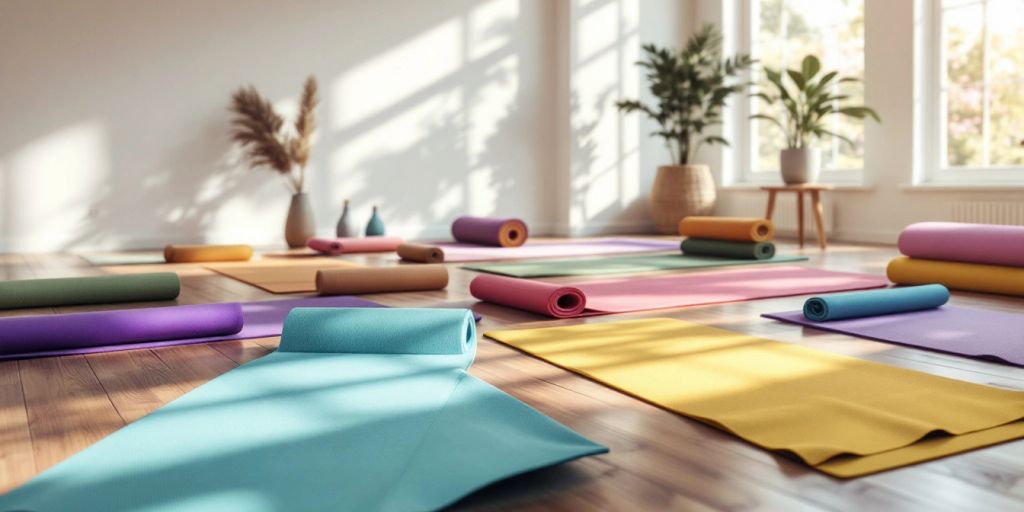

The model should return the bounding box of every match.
[617,24,753,234]
[752,55,880,184]
[230,76,319,247]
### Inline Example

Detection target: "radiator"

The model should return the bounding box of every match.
[722,195,834,236]
[951,201,1024,225]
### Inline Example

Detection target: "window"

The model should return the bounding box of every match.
[921,0,1024,184]
[738,0,866,182]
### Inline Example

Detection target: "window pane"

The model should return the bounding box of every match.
[945,84,984,167]
[753,0,865,172]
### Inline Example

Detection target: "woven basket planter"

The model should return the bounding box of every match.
[650,164,717,234]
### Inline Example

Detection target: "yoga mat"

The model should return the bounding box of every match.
[0,309,606,511]
[80,252,166,266]
[470,266,887,318]
[764,305,1024,366]
[397,242,445,263]
[307,236,404,255]
[205,259,361,293]
[0,273,180,310]
[316,265,448,295]
[898,221,1024,267]
[0,295,383,360]
[887,255,1024,296]
[431,238,680,263]
[164,244,253,263]
[679,216,774,242]
[451,216,528,247]
[801,285,950,321]
[680,238,775,259]
[485,317,1024,477]
[464,252,807,278]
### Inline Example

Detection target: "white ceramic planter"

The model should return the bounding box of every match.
[779,148,821,185]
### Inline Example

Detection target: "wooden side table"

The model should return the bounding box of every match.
[760,184,834,249]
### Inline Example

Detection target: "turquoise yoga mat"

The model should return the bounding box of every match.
[802,284,950,321]
[464,252,808,278]
[0,308,606,512]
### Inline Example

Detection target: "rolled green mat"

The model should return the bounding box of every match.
[0,273,180,309]
[680,238,776,260]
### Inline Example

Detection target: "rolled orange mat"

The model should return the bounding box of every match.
[678,217,774,242]
[316,265,449,295]
[397,243,445,263]
[887,255,1024,296]
[164,244,253,263]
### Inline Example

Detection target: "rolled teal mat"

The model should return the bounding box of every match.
[0,308,606,512]
[0,273,180,309]
[803,284,950,321]
[680,238,775,259]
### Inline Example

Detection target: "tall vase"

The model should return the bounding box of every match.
[365,205,385,236]
[335,199,352,237]
[649,164,716,235]
[285,192,316,248]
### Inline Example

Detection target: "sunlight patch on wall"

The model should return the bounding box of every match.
[468,0,518,60]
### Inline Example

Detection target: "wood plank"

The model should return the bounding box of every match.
[0,360,36,493]
[85,350,193,423]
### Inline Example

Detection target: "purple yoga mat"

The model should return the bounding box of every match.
[435,239,680,263]
[450,216,528,247]
[763,306,1024,366]
[0,296,384,360]
[898,222,1024,267]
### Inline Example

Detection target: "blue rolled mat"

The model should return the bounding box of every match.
[0,308,606,512]
[802,284,950,321]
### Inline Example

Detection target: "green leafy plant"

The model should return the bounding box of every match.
[752,55,880,149]
[617,24,754,165]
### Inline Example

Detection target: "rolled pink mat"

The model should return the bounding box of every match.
[469,274,586,318]
[898,222,1024,267]
[451,216,528,247]
[307,236,404,255]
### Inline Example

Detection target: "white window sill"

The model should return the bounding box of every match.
[901,183,1024,192]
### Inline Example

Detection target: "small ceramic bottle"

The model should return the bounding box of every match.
[365,205,385,236]
[335,199,352,237]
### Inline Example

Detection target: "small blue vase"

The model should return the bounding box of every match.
[365,205,385,236]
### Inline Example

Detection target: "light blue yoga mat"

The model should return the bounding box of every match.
[802,284,950,321]
[0,308,606,512]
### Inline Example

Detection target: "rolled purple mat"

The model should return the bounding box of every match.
[898,222,1024,267]
[450,216,528,247]
[0,303,244,356]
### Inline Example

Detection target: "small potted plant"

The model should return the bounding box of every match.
[229,76,319,247]
[617,24,753,234]
[752,55,880,184]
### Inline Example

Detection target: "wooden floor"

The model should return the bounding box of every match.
[2,239,1024,511]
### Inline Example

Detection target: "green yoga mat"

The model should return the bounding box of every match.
[0,273,180,309]
[680,238,775,259]
[0,308,606,512]
[464,252,808,278]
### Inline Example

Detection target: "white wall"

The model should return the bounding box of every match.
[0,0,688,252]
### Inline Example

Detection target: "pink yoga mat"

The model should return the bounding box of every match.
[434,239,679,263]
[308,236,404,255]
[470,266,888,318]
[898,222,1024,267]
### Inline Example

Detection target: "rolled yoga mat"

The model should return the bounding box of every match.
[397,242,445,263]
[470,266,887,318]
[0,295,384,360]
[887,255,1024,296]
[678,216,774,242]
[801,284,950,321]
[307,236,404,255]
[205,259,361,294]
[0,273,180,310]
[163,244,253,263]
[463,252,807,278]
[485,317,1024,478]
[680,238,775,259]
[451,216,529,247]
[898,221,1024,267]
[316,265,449,295]
[0,308,606,511]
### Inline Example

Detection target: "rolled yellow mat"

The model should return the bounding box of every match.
[887,256,1024,296]
[164,244,253,263]
[316,265,449,295]
[678,217,774,242]
[397,243,445,263]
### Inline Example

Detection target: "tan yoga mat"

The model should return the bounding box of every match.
[485,318,1024,478]
[316,266,449,295]
[164,244,253,263]
[678,217,774,242]
[397,243,445,263]
[206,259,360,293]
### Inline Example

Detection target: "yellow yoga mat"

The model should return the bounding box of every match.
[887,255,1024,296]
[164,244,253,263]
[678,217,774,242]
[206,259,360,293]
[485,318,1024,477]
